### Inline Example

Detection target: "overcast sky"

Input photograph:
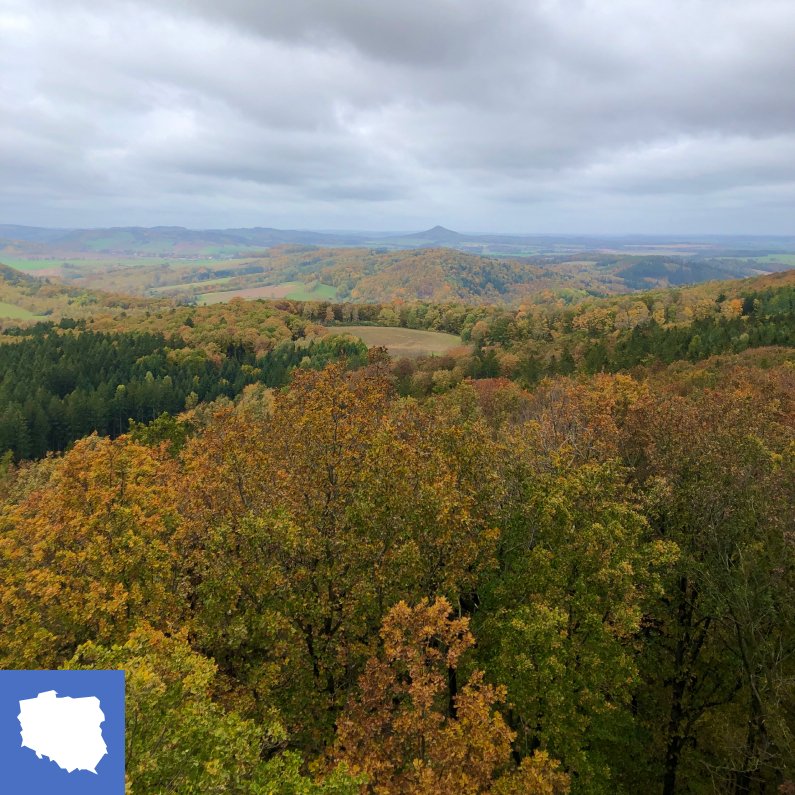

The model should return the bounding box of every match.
[1,0,794,233]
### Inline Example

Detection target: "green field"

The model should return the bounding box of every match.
[198,281,337,304]
[284,282,337,301]
[337,326,463,358]
[0,301,37,319]
[753,254,795,266]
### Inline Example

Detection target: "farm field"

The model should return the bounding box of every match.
[0,258,75,272]
[150,276,235,292]
[38,257,264,295]
[0,301,37,319]
[198,284,298,303]
[2,256,257,273]
[335,325,463,358]
[753,253,795,266]
[282,282,337,301]
[198,281,337,304]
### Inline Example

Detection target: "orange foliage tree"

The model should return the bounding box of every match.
[332,597,569,795]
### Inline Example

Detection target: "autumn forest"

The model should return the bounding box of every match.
[7,0,795,790]
[1,258,794,794]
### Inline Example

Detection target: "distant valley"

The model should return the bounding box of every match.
[1,224,795,315]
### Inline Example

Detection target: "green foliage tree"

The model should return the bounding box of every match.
[477,455,676,793]
[67,628,363,795]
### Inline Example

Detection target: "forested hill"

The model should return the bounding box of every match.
[0,262,29,285]
[6,232,787,308]
[316,247,550,302]
[282,247,790,304]
[3,265,795,462]
[0,260,145,326]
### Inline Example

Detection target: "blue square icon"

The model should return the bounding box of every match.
[0,670,125,794]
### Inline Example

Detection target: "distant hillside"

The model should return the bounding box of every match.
[0,225,371,257]
[27,242,792,309]
[42,245,570,305]
[0,225,73,243]
[0,223,478,255]
[182,247,794,306]
[384,225,470,246]
[74,225,368,252]
[315,248,549,303]
[606,256,741,289]
[6,224,795,260]
[0,260,144,325]
[0,262,33,286]
[3,225,795,308]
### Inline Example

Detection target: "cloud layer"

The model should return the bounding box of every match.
[1,0,794,232]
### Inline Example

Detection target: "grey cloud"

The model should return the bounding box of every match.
[144,0,519,67]
[1,0,795,231]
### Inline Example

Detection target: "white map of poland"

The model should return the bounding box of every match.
[17,689,108,774]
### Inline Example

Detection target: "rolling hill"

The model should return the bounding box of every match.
[3,225,795,308]
[0,262,146,325]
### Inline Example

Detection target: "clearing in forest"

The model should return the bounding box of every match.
[336,325,462,358]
